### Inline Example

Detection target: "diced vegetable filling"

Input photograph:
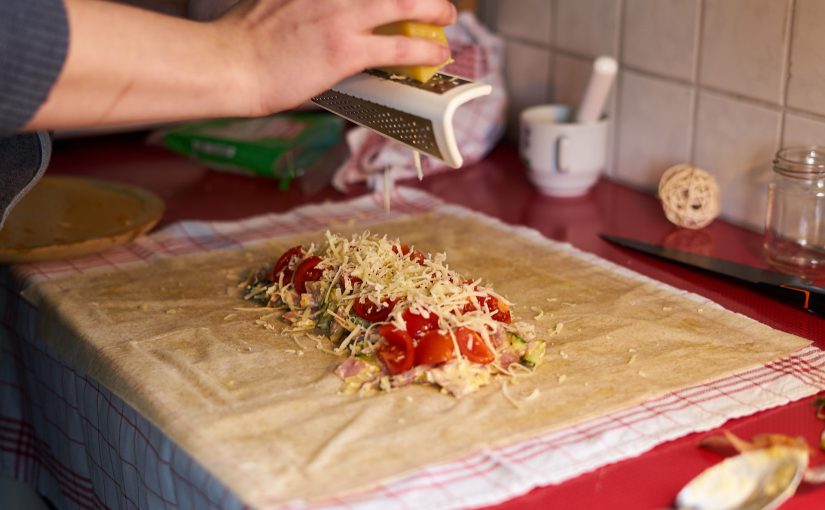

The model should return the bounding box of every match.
[243,231,545,397]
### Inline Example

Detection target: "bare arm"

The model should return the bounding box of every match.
[26,0,456,131]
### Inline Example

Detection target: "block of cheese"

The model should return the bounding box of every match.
[374,21,450,83]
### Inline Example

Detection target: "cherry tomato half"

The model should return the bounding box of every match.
[269,245,304,282]
[402,308,439,337]
[341,274,362,290]
[377,324,414,375]
[293,256,323,294]
[486,296,512,323]
[414,330,456,366]
[353,296,397,323]
[455,327,495,364]
[392,244,426,264]
[462,295,512,323]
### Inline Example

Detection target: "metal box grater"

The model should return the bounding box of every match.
[312,70,492,168]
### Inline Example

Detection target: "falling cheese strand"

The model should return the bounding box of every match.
[380,151,422,213]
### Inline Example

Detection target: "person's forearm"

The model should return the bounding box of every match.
[26,0,456,132]
[26,0,249,131]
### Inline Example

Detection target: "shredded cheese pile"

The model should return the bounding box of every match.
[304,232,510,353]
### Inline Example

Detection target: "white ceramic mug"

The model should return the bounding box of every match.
[519,104,608,197]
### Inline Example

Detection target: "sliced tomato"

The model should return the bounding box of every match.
[485,296,512,323]
[414,330,456,366]
[461,295,512,323]
[461,298,478,315]
[459,281,485,314]
[392,243,426,264]
[402,308,439,337]
[353,296,397,323]
[293,256,323,294]
[377,324,414,375]
[269,245,304,282]
[392,243,411,256]
[455,327,495,364]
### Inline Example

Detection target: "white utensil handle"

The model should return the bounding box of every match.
[576,56,617,123]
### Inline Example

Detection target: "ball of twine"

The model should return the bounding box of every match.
[658,164,720,229]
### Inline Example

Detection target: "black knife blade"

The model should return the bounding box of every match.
[599,233,825,317]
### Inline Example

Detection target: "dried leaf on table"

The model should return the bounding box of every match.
[699,430,810,456]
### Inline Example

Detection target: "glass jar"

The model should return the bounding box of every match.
[764,146,825,276]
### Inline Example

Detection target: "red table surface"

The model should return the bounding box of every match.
[45,133,825,509]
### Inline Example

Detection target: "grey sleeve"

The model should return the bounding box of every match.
[0,133,51,229]
[0,0,69,134]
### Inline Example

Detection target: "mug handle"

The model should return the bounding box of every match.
[554,135,571,174]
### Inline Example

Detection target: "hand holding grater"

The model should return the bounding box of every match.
[312,69,492,169]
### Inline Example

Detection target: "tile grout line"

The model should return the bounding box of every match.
[689,0,706,165]
[546,0,556,103]
[610,0,626,178]
[547,0,558,102]
[778,0,797,148]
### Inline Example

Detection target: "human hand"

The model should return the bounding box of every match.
[27,0,454,131]
[214,0,457,116]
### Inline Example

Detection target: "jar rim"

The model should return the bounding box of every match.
[774,145,825,177]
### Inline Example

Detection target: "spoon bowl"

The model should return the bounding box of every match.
[676,446,808,510]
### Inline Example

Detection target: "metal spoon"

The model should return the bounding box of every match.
[675,446,809,510]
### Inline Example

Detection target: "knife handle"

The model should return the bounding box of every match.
[758,282,825,317]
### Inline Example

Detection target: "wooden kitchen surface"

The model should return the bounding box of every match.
[45,133,825,509]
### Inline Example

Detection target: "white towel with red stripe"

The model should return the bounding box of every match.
[8,187,825,510]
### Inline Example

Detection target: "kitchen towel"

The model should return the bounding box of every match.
[6,187,825,509]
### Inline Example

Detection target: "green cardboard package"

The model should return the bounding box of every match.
[159,113,345,191]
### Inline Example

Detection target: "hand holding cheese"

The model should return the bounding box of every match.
[220,0,457,114]
[27,0,457,131]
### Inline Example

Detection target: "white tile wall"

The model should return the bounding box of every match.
[786,0,825,117]
[492,0,552,46]
[699,0,791,105]
[503,40,552,138]
[694,91,781,229]
[622,0,699,81]
[484,0,825,229]
[615,71,693,190]
[555,0,621,57]
[783,113,825,148]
